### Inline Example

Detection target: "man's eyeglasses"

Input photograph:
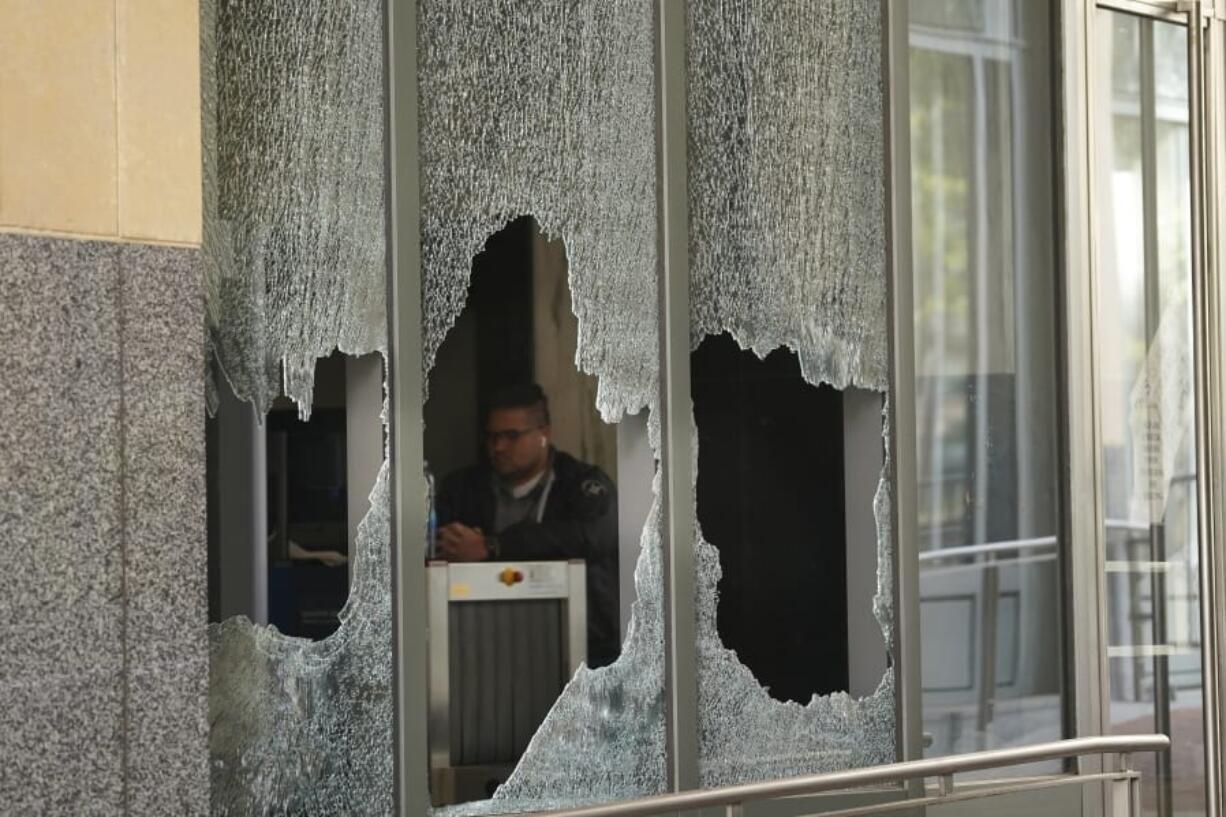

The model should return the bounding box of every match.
[484,426,543,446]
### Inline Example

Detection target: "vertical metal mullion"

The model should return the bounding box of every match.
[1184,4,1222,817]
[1140,23,1160,351]
[385,0,429,813]
[1066,1,1109,792]
[881,0,924,783]
[1135,22,1178,817]
[1206,14,1226,816]
[653,0,700,795]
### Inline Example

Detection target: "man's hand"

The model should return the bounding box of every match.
[437,522,488,562]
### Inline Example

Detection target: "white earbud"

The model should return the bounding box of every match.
[540,438,547,448]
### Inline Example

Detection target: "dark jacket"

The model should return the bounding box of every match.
[435,449,620,667]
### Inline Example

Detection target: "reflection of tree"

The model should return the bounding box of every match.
[910,47,972,379]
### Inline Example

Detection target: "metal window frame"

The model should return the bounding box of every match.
[883,0,925,782]
[1208,10,1226,816]
[1098,0,1190,24]
[1053,13,1113,809]
[384,0,429,814]
[652,0,701,797]
[1186,6,1223,817]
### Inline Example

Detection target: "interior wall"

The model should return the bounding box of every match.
[346,353,385,561]
[531,227,618,481]
[209,368,268,624]
[424,301,479,482]
[844,387,888,698]
[617,411,654,637]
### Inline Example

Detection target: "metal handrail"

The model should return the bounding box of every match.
[531,735,1170,817]
[918,535,1058,561]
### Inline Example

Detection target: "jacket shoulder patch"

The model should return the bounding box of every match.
[580,477,608,499]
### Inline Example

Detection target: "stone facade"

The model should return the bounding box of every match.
[0,232,208,815]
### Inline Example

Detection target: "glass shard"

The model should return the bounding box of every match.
[687,0,889,394]
[202,0,386,416]
[419,0,659,422]
[210,458,394,816]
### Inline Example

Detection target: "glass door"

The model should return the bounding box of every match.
[1090,6,1210,816]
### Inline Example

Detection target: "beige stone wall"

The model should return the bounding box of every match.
[0,0,201,245]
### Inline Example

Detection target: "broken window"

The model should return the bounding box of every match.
[687,0,896,788]
[693,335,884,706]
[416,1,665,812]
[424,217,653,808]
[207,351,384,641]
[205,0,898,811]
[204,0,395,812]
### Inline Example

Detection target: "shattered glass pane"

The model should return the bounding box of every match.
[210,459,394,816]
[203,0,395,813]
[420,0,664,810]
[206,0,894,807]
[419,1,659,421]
[202,0,386,417]
[687,0,888,395]
[686,0,896,786]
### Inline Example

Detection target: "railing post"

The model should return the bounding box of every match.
[1106,754,1141,817]
[1104,777,1132,817]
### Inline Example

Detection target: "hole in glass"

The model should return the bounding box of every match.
[424,215,651,807]
[207,351,383,639]
[692,333,885,704]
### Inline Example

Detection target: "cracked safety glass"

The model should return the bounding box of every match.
[203,0,396,812]
[419,2,664,813]
[687,0,896,786]
[424,218,654,810]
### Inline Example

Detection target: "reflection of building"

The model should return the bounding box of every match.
[910,0,1064,762]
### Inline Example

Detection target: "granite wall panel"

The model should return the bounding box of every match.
[0,233,208,815]
[119,243,209,816]
[0,234,126,816]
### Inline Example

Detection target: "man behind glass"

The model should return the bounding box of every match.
[435,383,619,667]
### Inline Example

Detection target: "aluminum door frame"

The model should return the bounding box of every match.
[1079,3,1225,817]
